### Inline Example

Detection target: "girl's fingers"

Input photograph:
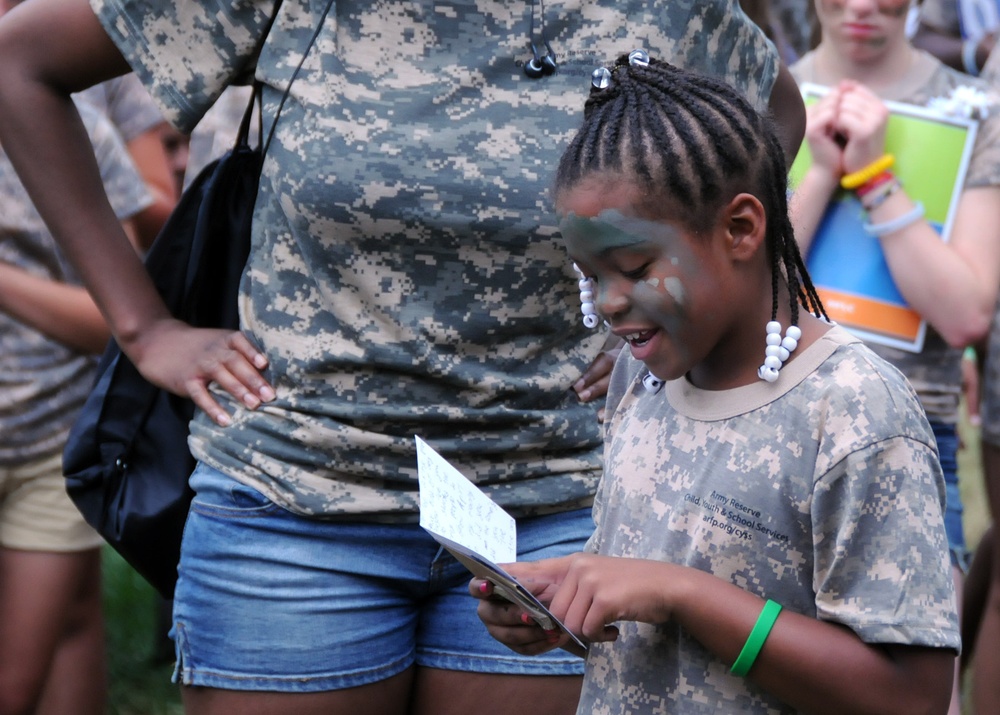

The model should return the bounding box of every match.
[469,578,494,598]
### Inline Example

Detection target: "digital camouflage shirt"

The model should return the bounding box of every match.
[93,0,779,518]
[580,327,960,714]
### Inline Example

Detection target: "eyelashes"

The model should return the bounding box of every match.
[621,263,651,280]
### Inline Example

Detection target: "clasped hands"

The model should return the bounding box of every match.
[804,80,890,182]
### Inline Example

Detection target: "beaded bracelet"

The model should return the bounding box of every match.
[730,600,782,677]
[861,178,901,213]
[863,201,925,237]
[840,154,895,190]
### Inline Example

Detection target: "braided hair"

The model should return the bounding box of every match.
[555,53,827,327]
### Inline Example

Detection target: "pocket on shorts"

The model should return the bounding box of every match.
[189,464,284,518]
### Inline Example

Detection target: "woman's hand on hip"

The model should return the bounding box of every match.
[130,318,275,426]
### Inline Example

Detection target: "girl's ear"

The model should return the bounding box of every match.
[723,193,767,262]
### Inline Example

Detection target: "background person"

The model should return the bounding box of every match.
[789,1,1000,710]
[0,19,151,709]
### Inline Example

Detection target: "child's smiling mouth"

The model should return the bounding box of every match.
[622,329,658,347]
[621,328,663,364]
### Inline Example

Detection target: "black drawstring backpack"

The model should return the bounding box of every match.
[62,0,332,598]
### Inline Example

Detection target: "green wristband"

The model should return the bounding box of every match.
[730,599,782,677]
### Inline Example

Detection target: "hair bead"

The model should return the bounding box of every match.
[628,48,650,67]
[756,321,800,383]
[591,67,612,89]
[572,263,600,329]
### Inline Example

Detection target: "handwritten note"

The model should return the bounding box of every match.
[415,436,587,648]
[415,436,516,564]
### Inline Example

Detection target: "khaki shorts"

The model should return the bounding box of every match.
[0,451,103,552]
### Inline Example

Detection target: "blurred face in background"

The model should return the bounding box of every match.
[158,124,190,198]
[814,0,914,64]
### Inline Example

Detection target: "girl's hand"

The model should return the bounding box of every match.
[470,561,570,656]
[803,87,846,178]
[832,80,890,174]
[473,555,682,648]
[546,554,676,643]
[128,318,274,426]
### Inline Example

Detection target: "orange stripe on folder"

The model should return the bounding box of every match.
[814,287,922,342]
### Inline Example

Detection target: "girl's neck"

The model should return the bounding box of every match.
[812,40,917,93]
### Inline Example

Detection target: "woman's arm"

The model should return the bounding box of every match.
[0,0,168,344]
[0,0,273,423]
[870,183,1000,346]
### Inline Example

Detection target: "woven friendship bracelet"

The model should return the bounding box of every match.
[841,154,895,190]
[861,178,902,213]
[730,599,782,677]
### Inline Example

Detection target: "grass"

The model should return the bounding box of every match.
[101,405,992,714]
[103,547,182,715]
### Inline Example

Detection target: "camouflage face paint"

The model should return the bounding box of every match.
[559,209,705,359]
[559,209,688,258]
[560,210,648,255]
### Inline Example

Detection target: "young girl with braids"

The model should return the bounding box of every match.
[473,53,960,714]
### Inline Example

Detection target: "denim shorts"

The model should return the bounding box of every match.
[171,463,591,691]
[930,421,966,569]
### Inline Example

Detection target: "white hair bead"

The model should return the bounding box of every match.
[642,372,665,393]
[571,264,600,329]
[757,321,801,384]
[758,365,779,382]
